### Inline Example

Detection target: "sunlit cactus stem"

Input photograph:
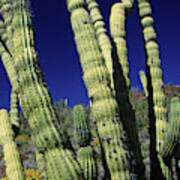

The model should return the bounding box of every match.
[73,104,96,179]
[0,109,25,180]
[160,96,180,163]
[139,70,148,97]
[137,0,171,179]
[86,0,114,89]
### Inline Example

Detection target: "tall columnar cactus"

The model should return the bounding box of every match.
[0,0,84,179]
[73,104,90,146]
[139,70,148,97]
[110,3,145,179]
[86,0,114,89]
[73,104,96,179]
[137,0,171,179]
[0,109,25,180]
[67,0,136,179]
[160,96,180,162]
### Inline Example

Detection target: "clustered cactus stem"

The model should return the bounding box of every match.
[137,0,171,179]
[73,104,96,179]
[0,109,25,180]
[67,0,136,179]
[110,3,145,179]
[0,0,84,179]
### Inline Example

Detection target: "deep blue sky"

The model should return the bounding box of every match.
[0,0,179,109]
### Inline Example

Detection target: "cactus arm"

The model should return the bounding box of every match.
[0,109,25,180]
[137,0,171,179]
[139,70,148,97]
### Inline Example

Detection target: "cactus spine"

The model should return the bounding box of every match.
[67,0,134,179]
[0,109,25,180]
[139,70,148,97]
[73,104,96,179]
[137,0,171,179]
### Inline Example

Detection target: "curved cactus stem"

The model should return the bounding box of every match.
[0,109,25,180]
[137,0,171,179]
[139,70,148,97]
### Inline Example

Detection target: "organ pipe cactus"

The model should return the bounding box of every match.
[0,0,84,179]
[0,109,25,180]
[137,0,171,179]
[160,96,180,162]
[67,0,135,179]
[73,105,96,179]
[139,70,148,97]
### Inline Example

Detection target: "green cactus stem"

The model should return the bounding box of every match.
[86,0,114,89]
[137,0,171,179]
[67,0,136,179]
[139,70,148,97]
[160,97,180,163]
[77,146,96,180]
[73,105,96,179]
[0,109,25,180]
[73,104,91,146]
[110,3,145,179]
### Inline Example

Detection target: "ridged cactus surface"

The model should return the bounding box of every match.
[86,0,114,89]
[73,104,90,146]
[73,105,96,179]
[161,97,180,160]
[139,70,148,97]
[137,0,171,179]
[0,109,25,180]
